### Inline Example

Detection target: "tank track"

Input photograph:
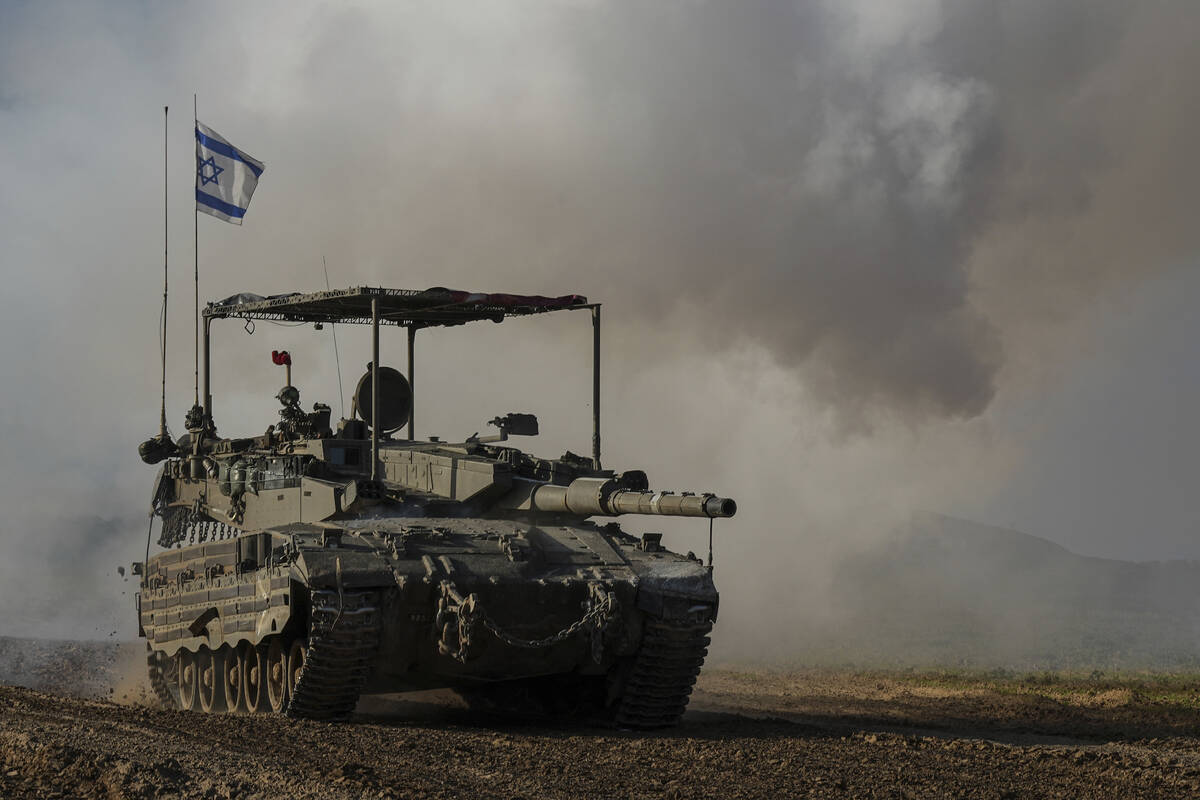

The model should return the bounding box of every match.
[614,619,712,729]
[147,653,177,710]
[286,589,381,721]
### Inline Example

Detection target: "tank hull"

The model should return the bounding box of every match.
[139,516,716,726]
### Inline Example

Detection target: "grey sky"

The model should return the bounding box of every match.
[0,1,1197,647]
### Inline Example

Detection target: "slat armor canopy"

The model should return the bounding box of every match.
[204,286,588,328]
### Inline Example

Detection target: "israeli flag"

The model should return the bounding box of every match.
[195,122,264,225]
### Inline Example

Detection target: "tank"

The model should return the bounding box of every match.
[133,286,735,728]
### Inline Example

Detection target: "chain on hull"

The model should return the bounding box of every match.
[614,619,711,729]
[286,589,381,721]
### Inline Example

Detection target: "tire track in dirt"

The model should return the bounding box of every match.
[5,682,1200,799]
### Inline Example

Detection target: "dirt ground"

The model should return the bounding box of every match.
[6,650,1200,800]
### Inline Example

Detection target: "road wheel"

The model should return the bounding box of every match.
[197,646,226,713]
[287,639,308,700]
[266,638,288,713]
[243,642,267,714]
[178,650,198,712]
[221,645,244,712]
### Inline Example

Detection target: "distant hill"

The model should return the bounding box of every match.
[805,512,1200,670]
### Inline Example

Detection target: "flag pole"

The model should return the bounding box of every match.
[192,93,199,412]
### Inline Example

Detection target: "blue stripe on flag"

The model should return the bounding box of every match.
[195,128,264,177]
[196,189,248,219]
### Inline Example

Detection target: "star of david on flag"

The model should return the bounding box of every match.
[195,122,264,225]
[197,156,223,187]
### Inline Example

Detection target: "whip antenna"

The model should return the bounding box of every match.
[160,104,169,438]
[322,255,345,418]
[139,105,180,466]
[708,517,714,570]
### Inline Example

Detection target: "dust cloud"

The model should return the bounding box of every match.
[1,1,1199,666]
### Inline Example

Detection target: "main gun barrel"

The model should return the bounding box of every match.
[517,477,737,519]
[607,490,736,518]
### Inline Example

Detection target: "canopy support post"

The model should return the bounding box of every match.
[202,317,211,424]
[592,305,601,470]
[407,326,415,441]
[371,297,380,480]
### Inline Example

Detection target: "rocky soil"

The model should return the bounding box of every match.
[4,639,1200,799]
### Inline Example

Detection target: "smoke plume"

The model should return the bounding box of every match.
[1,1,1198,662]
